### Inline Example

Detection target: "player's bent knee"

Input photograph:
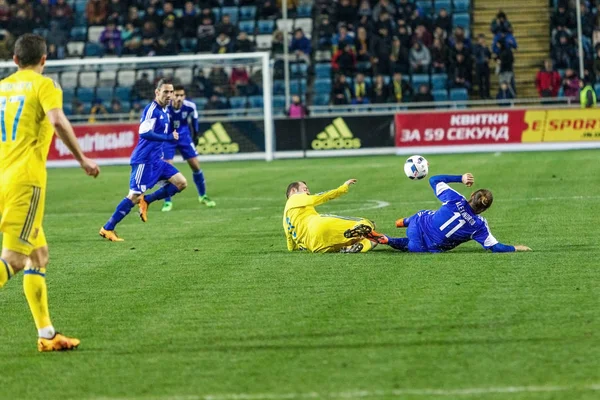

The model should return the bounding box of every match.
[29,246,49,269]
[1,249,29,273]
[127,192,142,203]
[169,173,187,191]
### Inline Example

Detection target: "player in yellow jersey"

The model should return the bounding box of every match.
[0,34,100,352]
[283,179,383,253]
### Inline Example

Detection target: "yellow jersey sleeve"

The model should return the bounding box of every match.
[287,184,349,209]
[37,77,62,114]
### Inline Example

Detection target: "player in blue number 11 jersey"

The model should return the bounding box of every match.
[99,80,188,242]
[161,85,216,212]
[369,174,531,253]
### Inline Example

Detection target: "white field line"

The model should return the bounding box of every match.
[42,195,600,221]
[91,383,600,400]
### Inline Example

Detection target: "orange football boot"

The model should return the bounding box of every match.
[38,333,80,352]
[99,227,124,242]
[138,195,148,222]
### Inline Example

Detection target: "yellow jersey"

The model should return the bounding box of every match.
[0,69,62,188]
[283,184,349,251]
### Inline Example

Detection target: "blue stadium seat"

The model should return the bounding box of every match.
[412,74,430,87]
[114,86,131,102]
[435,0,451,13]
[63,103,73,116]
[70,27,87,41]
[314,79,332,93]
[229,96,247,109]
[450,88,468,101]
[212,7,221,21]
[383,75,391,85]
[356,61,372,72]
[432,89,448,102]
[258,20,275,34]
[431,73,448,90]
[313,93,330,106]
[221,7,239,23]
[290,63,308,78]
[290,80,308,95]
[76,88,95,103]
[363,76,372,86]
[297,3,313,18]
[594,84,600,99]
[248,95,264,108]
[238,20,255,34]
[33,28,49,38]
[315,63,331,79]
[62,88,76,104]
[95,87,113,102]
[453,0,471,13]
[272,95,286,110]
[179,38,197,53]
[416,0,433,15]
[273,80,286,95]
[84,43,103,57]
[193,98,208,109]
[453,13,470,29]
[239,6,257,21]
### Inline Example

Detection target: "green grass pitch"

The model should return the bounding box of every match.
[0,150,599,400]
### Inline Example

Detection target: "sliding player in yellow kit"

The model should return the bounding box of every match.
[0,34,100,351]
[283,179,383,253]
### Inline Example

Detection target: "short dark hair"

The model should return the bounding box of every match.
[174,84,185,92]
[155,78,173,90]
[286,181,306,198]
[14,34,47,68]
[469,189,494,214]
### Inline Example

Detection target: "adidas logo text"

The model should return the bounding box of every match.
[197,123,240,154]
[311,118,361,150]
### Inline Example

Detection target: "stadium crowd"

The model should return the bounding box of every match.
[536,0,600,100]
[0,0,596,114]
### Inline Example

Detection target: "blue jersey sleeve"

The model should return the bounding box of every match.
[138,103,174,142]
[429,175,465,203]
[472,218,515,252]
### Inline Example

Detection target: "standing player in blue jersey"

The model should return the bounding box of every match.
[161,85,216,212]
[99,80,188,242]
[369,173,531,253]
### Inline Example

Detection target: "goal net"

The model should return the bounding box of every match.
[0,53,274,165]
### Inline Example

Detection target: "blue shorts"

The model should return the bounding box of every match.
[129,161,179,194]
[406,211,430,253]
[163,132,198,160]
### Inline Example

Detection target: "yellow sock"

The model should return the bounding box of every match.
[359,238,376,253]
[23,267,52,330]
[0,258,15,288]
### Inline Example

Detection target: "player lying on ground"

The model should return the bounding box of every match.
[0,34,100,351]
[100,80,187,242]
[369,174,531,253]
[284,179,385,253]
[161,85,216,212]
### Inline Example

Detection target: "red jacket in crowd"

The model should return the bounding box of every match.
[535,69,561,97]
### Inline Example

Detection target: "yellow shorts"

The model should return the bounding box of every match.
[311,215,375,253]
[0,184,47,255]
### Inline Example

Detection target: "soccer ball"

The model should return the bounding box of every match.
[404,155,429,180]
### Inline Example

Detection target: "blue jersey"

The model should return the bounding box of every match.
[169,100,198,137]
[416,176,498,252]
[130,100,172,164]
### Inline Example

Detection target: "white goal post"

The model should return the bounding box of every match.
[0,52,275,162]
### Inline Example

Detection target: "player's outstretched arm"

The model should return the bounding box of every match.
[488,243,532,252]
[309,179,356,207]
[47,108,100,178]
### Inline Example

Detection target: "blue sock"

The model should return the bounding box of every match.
[145,183,180,204]
[193,170,206,196]
[387,237,409,251]
[164,196,172,203]
[104,198,134,230]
